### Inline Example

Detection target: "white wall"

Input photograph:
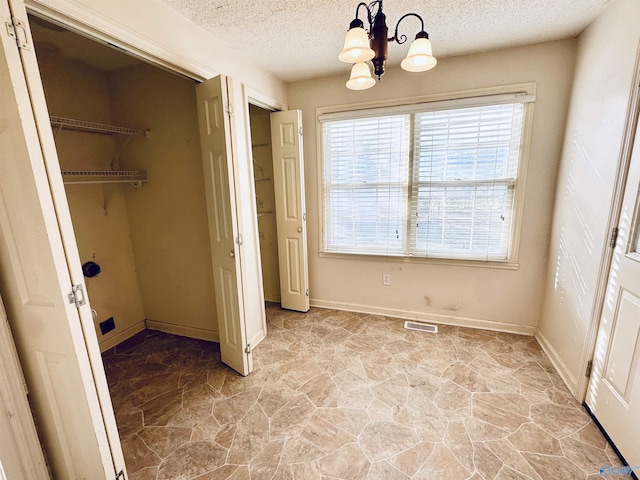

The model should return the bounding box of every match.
[537,0,640,396]
[287,40,577,334]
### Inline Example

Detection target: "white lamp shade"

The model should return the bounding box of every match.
[401,37,437,72]
[338,27,375,63]
[346,62,376,90]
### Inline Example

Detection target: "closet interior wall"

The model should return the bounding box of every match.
[34,25,219,349]
[249,105,280,303]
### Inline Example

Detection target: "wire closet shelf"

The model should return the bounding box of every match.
[51,115,150,186]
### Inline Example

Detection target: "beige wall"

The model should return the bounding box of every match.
[537,0,640,395]
[287,39,577,333]
[108,63,218,340]
[249,105,281,302]
[37,53,146,347]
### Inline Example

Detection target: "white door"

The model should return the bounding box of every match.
[586,120,640,468]
[0,1,123,478]
[196,75,252,376]
[0,297,49,479]
[270,110,310,312]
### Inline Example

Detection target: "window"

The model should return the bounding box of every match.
[321,92,532,262]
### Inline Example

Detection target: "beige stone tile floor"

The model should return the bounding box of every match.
[103,304,625,480]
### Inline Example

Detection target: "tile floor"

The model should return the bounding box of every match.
[103,304,624,480]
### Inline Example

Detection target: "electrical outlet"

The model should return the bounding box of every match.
[382,273,391,286]
[99,317,115,335]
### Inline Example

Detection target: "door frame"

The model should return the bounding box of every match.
[241,85,287,335]
[578,43,640,401]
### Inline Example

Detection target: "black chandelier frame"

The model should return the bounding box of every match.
[348,0,430,79]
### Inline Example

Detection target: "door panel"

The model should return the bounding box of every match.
[0,1,118,477]
[270,110,309,312]
[587,120,640,467]
[603,289,640,401]
[197,75,251,376]
[220,266,240,346]
[0,297,49,479]
[286,238,302,295]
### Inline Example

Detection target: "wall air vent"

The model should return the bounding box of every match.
[404,321,438,333]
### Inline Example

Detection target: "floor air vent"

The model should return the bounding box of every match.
[404,321,438,333]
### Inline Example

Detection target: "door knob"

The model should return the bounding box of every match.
[229,250,235,258]
[297,227,303,233]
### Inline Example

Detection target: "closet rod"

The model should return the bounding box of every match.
[50,116,150,137]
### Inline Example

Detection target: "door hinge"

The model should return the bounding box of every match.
[306,288,309,297]
[5,18,29,50]
[585,360,593,378]
[115,470,125,480]
[225,103,233,117]
[68,284,86,308]
[299,126,303,137]
[610,227,619,248]
[235,234,243,246]
[244,344,251,354]
[302,212,306,222]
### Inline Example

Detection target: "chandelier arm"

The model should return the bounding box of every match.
[368,0,382,15]
[390,12,425,44]
[354,1,374,29]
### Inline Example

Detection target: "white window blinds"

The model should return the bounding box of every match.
[323,115,410,254]
[410,103,523,260]
[321,94,529,261]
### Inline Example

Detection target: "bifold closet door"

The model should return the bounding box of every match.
[270,109,310,312]
[196,74,253,376]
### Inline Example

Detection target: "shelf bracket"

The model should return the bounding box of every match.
[111,134,134,170]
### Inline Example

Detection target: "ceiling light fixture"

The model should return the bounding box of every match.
[339,0,437,90]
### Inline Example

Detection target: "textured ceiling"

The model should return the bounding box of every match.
[160,0,611,83]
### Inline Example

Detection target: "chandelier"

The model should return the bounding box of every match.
[338,1,437,90]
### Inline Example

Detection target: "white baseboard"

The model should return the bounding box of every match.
[309,299,537,336]
[263,293,281,303]
[98,320,146,352]
[145,319,220,343]
[535,328,578,395]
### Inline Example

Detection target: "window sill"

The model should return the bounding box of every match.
[317,251,520,270]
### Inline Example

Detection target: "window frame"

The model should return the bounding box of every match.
[316,83,537,269]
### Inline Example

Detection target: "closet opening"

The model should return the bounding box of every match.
[29,14,223,354]
[249,104,281,305]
